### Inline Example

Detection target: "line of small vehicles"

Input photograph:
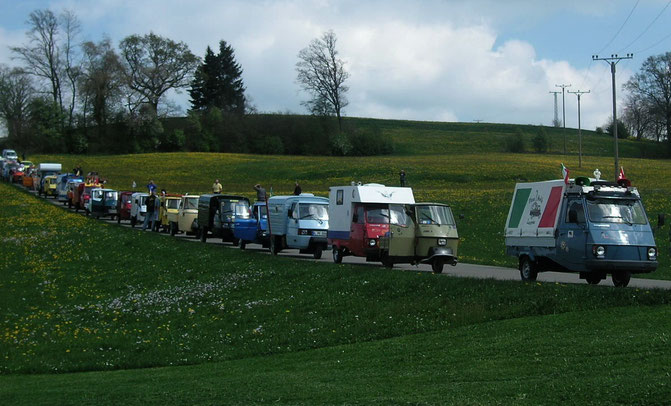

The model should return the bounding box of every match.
[3,153,660,287]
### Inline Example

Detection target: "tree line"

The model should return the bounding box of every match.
[0,9,390,156]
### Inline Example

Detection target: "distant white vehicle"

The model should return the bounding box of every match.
[2,149,18,160]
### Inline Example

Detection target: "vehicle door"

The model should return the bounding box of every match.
[349,204,366,255]
[558,198,588,271]
[91,189,103,214]
[287,202,299,246]
[388,204,416,257]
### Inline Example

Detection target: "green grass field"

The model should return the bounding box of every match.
[4,119,671,403]
[2,178,671,404]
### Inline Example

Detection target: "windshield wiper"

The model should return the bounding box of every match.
[421,213,438,224]
[300,214,315,219]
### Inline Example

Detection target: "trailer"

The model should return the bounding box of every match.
[504,177,657,287]
[328,183,415,264]
[267,194,329,258]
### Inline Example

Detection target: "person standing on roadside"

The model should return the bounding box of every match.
[147,180,157,193]
[254,184,266,201]
[213,179,223,194]
[293,181,302,195]
[152,191,162,231]
[143,190,157,231]
[399,170,406,187]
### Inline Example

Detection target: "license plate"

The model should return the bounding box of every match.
[312,230,326,236]
[108,209,117,213]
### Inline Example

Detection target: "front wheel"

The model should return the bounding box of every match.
[612,271,631,288]
[131,216,136,228]
[270,237,279,255]
[520,257,538,282]
[170,222,177,236]
[432,258,445,274]
[381,254,394,269]
[313,249,323,260]
[333,247,343,264]
[231,238,239,247]
[200,227,208,242]
[240,240,247,250]
[585,273,601,285]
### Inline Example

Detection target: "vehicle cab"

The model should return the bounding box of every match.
[378,203,459,273]
[234,201,270,249]
[197,194,250,244]
[87,188,119,219]
[328,183,415,265]
[169,194,200,236]
[43,175,59,197]
[268,194,329,258]
[116,191,134,224]
[130,192,149,227]
[159,195,182,231]
[66,179,84,207]
[505,176,658,287]
[56,174,82,205]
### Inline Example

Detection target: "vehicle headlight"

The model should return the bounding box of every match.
[437,238,447,246]
[593,245,606,258]
[648,247,657,260]
[368,239,377,247]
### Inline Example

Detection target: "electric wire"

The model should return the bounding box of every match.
[633,30,671,54]
[596,0,640,55]
[618,0,671,52]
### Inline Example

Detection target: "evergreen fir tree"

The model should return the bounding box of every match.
[189,41,246,114]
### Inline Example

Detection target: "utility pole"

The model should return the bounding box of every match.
[549,91,560,127]
[592,53,633,180]
[568,90,590,168]
[556,84,571,154]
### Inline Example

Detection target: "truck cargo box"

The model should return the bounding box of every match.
[504,179,565,247]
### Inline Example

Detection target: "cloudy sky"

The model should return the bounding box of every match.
[1,0,670,130]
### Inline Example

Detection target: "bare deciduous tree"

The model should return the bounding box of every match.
[119,32,200,114]
[296,30,349,131]
[11,9,63,110]
[0,65,34,141]
[80,37,124,128]
[60,9,82,127]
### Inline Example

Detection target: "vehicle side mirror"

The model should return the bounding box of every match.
[568,209,578,223]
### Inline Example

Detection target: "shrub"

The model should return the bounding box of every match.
[532,128,548,153]
[504,129,525,153]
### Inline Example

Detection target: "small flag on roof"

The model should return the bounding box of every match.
[618,166,625,181]
[561,163,569,184]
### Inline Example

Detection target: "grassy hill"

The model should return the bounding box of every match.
[2,182,670,404]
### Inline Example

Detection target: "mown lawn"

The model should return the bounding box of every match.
[30,150,671,279]
[2,181,671,404]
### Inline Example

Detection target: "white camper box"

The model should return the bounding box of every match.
[328,183,416,238]
[504,179,566,248]
[37,163,62,173]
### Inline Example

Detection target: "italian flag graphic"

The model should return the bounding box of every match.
[561,163,569,184]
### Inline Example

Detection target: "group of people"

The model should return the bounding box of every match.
[211,180,302,201]
[143,179,167,231]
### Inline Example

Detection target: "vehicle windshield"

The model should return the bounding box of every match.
[299,203,329,220]
[366,204,408,225]
[234,200,251,219]
[139,195,147,206]
[166,198,180,209]
[221,199,249,216]
[104,191,118,201]
[183,197,199,210]
[92,189,103,199]
[416,205,455,225]
[586,198,648,225]
[122,194,132,204]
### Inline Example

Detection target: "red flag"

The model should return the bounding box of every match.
[618,166,625,180]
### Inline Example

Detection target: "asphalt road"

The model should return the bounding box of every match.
[24,184,671,290]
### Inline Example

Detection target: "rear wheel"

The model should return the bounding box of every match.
[585,273,602,285]
[170,222,177,236]
[117,215,121,224]
[612,271,631,288]
[381,253,394,269]
[200,227,208,242]
[313,249,323,260]
[240,240,247,250]
[131,216,136,228]
[432,258,445,274]
[231,238,239,247]
[333,247,343,264]
[520,257,538,282]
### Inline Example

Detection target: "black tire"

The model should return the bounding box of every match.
[68,199,72,208]
[117,215,121,224]
[381,254,394,269]
[231,238,239,247]
[131,216,136,228]
[313,249,323,260]
[612,271,631,288]
[520,257,538,282]
[432,258,445,274]
[170,222,177,236]
[85,209,90,217]
[333,247,343,264]
[200,227,208,242]
[270,237,279,255]
[585,273,601,285]
[240,240,247,250]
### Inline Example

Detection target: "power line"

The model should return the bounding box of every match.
[597,0,640,55]
[618,0,671,52]
[633,30,671,54]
